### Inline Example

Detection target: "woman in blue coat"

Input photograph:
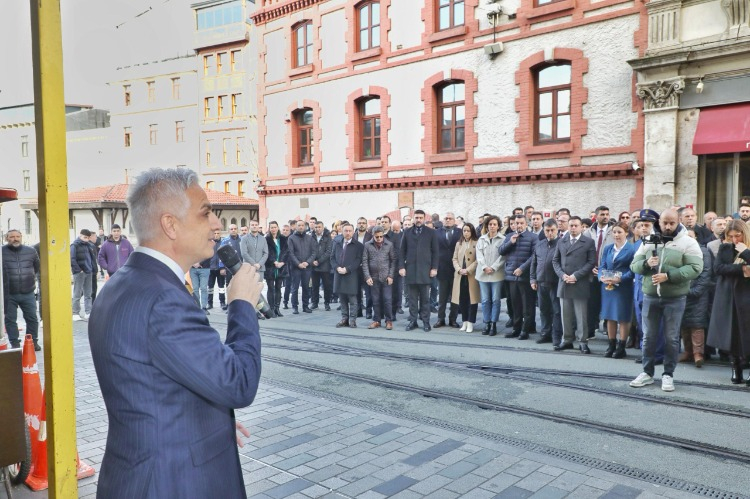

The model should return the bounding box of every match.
[599,221,636,358]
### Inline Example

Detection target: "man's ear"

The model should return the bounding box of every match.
[161,214,179,241]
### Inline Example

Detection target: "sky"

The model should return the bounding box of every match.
[0,0,195,109]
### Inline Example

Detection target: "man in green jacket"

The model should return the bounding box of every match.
[628,209,703,392]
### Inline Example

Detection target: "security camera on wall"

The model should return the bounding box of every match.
[484,42,504,56]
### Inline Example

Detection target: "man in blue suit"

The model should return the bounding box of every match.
[89,168,263,499]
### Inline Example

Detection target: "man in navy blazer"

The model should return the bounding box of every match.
[89,168,263,499]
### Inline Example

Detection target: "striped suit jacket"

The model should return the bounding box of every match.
[88,252,261,498]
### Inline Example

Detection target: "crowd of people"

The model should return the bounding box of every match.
[183,202,750,392]
[4,196,750,392]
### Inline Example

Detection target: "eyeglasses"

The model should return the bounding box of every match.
[374,236,384,239]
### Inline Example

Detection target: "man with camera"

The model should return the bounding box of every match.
[629,209,703,392]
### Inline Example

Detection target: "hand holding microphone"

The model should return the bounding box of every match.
[218,245,273,319]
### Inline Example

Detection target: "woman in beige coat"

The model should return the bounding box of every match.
[452,223,481,332]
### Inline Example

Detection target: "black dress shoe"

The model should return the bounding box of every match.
[579,343,591,354]
[357,310,364,318]
[482,323,491,335]
[518,332,529,340]
[504,331,520,338]
[283,303,289,309]
[536,335,552,344]
[325,304,331,311]
[505,319,513,328]
[221,304,228,311]
[366,311,372,320]
[33,342,41,352]
[554,342,574,351]
[405,322,418,331]
[293,308,299,315]
[397,308,404,314]
[449,321,460,328]
[206,304,213,310]
[275,309,283,317]
[310,304,319,310]
[423,323,432,332]
[303,307,312,313]
[433,320,446,328]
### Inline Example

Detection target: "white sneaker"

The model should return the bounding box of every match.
[661,375,675,392]
[72,314,82,322]
[460,322,468,332]
[466,322,474,333]
[629,372,654,387]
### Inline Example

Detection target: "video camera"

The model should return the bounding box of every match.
[641,233,674,246]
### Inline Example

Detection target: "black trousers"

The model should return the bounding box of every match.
[407,284,431,324]
[208,269,226,306]
[311,271,332,306]
[290,267,312,309]
[437,276,458,322]
[391,274,402,314]
[283,273,292,304]
[538,284,562,345]
[458,276,478,323]
[91,273,98,304]
[266,275,283,311]
[371,281,393,322]
[509,280,536,333]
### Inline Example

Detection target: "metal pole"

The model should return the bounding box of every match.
[29,0,79,497]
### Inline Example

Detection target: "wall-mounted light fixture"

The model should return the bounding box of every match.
[695,77,704,94]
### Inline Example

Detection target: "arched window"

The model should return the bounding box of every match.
[221,218,227,231]
[357,1,380,51]
[230,217,238,226]
[240,217,247,227]
[437,81,465,153]
[359,97,381,160]
[295,108,314,166]
[535,63,571,143]
[293,21,313,67]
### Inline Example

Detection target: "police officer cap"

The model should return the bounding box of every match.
[638,209,659,223]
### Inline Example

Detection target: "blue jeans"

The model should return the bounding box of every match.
[634,279,664,361]
[4,292,39,344]
[641,295,685,377]
[479,281,501,323]
[189,268,210,309]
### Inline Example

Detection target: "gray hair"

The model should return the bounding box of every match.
[127,168,199,243]
[372,226,384,234]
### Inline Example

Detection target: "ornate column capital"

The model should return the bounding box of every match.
[636,77,685,112]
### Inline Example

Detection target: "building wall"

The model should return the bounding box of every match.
[109,54,199,181]
[253,0,646,224]
[194,0,259,200]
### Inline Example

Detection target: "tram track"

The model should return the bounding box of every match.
[264,332,750,404]
[262,354,750,467]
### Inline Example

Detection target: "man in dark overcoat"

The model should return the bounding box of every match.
[434,212,462,328]
[552,216,596,353]
[382,215,403,318]
[311,221,333,310]
[331,223,364,328]
[399,210,439,332]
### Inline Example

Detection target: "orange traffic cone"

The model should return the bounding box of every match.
[25,394,48,491]
[22,334,44,451]
[0,331,8,350]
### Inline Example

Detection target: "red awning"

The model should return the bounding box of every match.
[693,103,750,155]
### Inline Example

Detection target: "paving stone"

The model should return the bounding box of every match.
[600,484,645,498]
[504,459,544,478]
[528,486,569,499]
[244,479,277,495]
[338,476,386,497]
[444,473,488,494]
[493,486,534,498]
[474,455,522,479]
[366,422,401,435]
[268,472,296,485]
[408,473,453,494]
[537,466,565,478]
[338,462,382,482]
[389,490,422,499]
[548,471,590,492]
[288,464,316,476]
[585,477,616,491]
[371,475,419,496]
[423,490,461,499]
[319,476,350,489]
[368,430,404,445]
[248,433,318,459]
[304,464,349,482]
[464,449,501,466]
[571,485,607,499]
[264,478,316,499]
[438,460,480,479]
[514,471,557,492]
[401,439,465,466]
[372,462,415,481]
[459,489,498,499]
[358,491,387,499]
[338,451,379,469]
[480,472,522,493]
[274,453,318,470]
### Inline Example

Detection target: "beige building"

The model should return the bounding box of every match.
[630,0,750,214]
[192,0,260,206]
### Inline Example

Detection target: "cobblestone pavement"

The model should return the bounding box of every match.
[8,294,741,499]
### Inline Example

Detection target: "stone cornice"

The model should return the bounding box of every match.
[629,38,750,71]
[250,0,324,25]
[257,164,639,196]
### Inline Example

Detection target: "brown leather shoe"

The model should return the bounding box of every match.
[336,319,349,328]
[368,321,381,329]
[433,320,446,328]
[385,321,393,330]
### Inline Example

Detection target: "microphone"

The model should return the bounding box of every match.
[217,245,273,319]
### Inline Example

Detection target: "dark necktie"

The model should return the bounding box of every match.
[596,228,604,261]
[446,229,451,241]
[342,241,348,263]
